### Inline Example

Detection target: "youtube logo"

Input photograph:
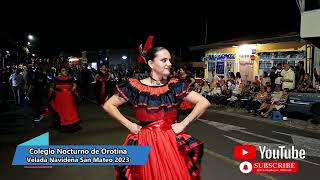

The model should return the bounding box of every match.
[234,145,256,160]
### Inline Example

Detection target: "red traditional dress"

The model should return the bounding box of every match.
[96,72,111,106]
[179,76,194,111]
[49,75,80,132]
[115,78,203,180]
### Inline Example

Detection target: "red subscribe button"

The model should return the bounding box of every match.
[239,161,298,174]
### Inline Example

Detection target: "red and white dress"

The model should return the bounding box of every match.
[115,78,203,180]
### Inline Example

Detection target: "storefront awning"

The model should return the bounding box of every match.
[256,41,306,52]
[189,34,302,51]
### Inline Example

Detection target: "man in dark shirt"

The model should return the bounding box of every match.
[269,67,277,91]
[27,66,47,121]
[296,61,305,88]
[81,64,93,101]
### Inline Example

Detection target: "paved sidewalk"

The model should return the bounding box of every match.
[208,105,320,134]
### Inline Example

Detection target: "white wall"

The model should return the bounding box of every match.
[301,9,320,38]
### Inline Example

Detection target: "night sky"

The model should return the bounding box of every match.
[1,0,301,56]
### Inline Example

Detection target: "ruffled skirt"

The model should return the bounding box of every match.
[50,91,80,132]
[116,120,203,180]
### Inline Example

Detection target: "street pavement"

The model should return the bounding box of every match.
[1,101,320,180]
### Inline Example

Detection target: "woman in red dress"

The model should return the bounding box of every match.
[49,67,81,132]
[95,65,111,106]
[103,39,210,180]
[179,67,196,115]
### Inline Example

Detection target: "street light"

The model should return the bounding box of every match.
[122,55,127,60]
[27,34,36,63]
[28,35,34,41]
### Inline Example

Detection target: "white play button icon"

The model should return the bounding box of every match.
[242,149,248,156]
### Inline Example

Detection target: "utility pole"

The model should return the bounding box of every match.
[0,52,3,69]
[16,41,19,65]
[205,17,208,45]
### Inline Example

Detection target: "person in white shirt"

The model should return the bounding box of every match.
[281,63,295,90]
[209,71,220,89]
[212,71,220,82]
[9,68,25,105]
[235,72,243,90]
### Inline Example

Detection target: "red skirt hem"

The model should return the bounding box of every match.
[116,130,203,180]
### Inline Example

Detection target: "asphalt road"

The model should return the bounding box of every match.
[1,102,319,180]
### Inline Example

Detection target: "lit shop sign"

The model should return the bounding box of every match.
[68,57,80,65]
[238,44,257,55]
[259,51,305,60]
[206,54,236,61]
[68,58,80,62]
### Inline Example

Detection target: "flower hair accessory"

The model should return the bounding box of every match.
[137,35,154,64]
